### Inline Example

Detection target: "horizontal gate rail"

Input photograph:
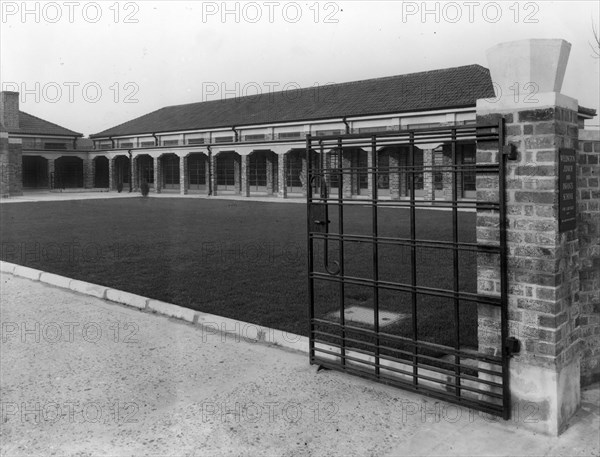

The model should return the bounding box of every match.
[307,121,510,418]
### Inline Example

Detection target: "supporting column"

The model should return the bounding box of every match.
[84,157,94,189]
[441,145,453,200]
[205,155,211,196]
[277,153,287,198]
[266,153,274,194]
[342,150,352,198]
[476,38,581,436]
[153,156,161,193]
[131,156,139,191]
[301,156,307,197]
[323,151,332,197]
[389,150,400,199]
[422,148,434,203]
[366,148,374,198]
[233,155,241,195]
[108,158,114,191]
[180,155,188,195]
[210,154,218,195]
[240,155,250,197]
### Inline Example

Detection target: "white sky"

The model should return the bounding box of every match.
[1,0,599,136]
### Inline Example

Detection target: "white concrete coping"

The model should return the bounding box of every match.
[0,261,16,275]
[476,91,578,113]
[105,288,148,310]
[486,39,571,94]
[69,279,108,299]
[12,265,42,281]
[39,272,72,289]
[147,299,197,323]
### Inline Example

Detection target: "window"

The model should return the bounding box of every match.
[406,122,442,129]
[140,141,155,147]
[244,134,266,141]
[187,138,205,145]
[163,140,180,146]
[44,142,67,150]
[358,126,388,134]
[120,142,133,148]
[315,129,343,136]
[278,131,302,139]
[214,136,234,143]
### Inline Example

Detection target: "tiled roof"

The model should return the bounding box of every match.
[91,65,495,138]
[9,111,82,137]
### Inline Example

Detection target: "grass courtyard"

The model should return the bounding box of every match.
[0,197,483,351]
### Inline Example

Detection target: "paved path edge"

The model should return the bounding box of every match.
[0,260,310,354]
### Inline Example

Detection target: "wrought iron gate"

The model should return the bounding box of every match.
[307,121,515,419]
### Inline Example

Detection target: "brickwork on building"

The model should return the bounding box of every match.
[211,154,218,196]
[84,158,94,189]
[179,155,189,195]
[131,157,139,191]
[277,153,287,198]
[266,154,274,194]
[241,155,250,197]
[1,131,23,197]
[47,159,54,190]
[153,157,161,193]
[578,131,600,386]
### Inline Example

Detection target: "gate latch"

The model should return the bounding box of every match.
[309,203,330,233]
[504,337,521,357]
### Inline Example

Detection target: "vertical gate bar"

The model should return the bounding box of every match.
[371,135,380,377]
[409,132,418,385]
[451,129,462,397]
[498,118,510,420]
[307,135,315,362]
[337,138,346,367]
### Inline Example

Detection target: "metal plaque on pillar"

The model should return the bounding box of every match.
[558,148,577,232]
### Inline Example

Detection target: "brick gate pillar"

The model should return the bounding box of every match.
[277,153,287,198]
[476,38,581,436]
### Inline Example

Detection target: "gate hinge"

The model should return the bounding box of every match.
[504,337,521,357]
[502,144,518,160]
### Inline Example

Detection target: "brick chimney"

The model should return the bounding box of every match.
[0,91,19,130]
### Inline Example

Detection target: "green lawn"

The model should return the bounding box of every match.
[0,198,481,353]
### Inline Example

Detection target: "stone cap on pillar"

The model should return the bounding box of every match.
[478,38,577,112]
